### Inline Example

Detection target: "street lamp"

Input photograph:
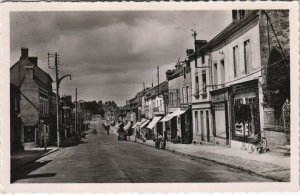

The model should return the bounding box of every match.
[56,74,72,147]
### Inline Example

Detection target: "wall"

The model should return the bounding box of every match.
[190,55,211,104]
[210,19,262,88]
[20,74,39,126]
[168,76,181,109]
[179,69,192,105]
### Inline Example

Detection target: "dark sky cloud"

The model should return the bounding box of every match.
[10,10,231,106]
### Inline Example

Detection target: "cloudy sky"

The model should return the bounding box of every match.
[10,11,231,106]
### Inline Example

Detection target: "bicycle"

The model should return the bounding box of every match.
[247,135,269,154]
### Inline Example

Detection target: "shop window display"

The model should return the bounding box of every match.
[234,96,257,142]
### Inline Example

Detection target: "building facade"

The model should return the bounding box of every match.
[193,10,290,149]
[10,48,55,149]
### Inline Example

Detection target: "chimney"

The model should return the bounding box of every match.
[166,69,175,81]
[21,48,28,59]
[232,10,238,22]
[186,49,194,57]
[195,40,207,51]
[29,57,38,66]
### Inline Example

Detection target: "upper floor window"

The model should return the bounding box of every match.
[202,71,207,93]
[182,87,185,103]
[176,90,180,105]
[244,40,251,74]
[186,86,189,103]
[220,59,225,85]
[213,63,218,87]
[233,45,239,77]
[183,66,186,79]
[201,54,205,64]
[195,73,199,95]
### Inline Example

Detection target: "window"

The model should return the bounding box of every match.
[214,63,218,87]
[206,110,210,142]
[200,111,204,140]
[244,40,250,74]
[182,87,185,103]
[195,73,199,94]
[183,66,186,79]
[233,45,239,77]
[195,111,199,133]
[220,59,225,85]
[202,71,207,93]
[186,86,189,103]
[202,54,205,64]
[176,90,180,106]
[170,92,173,107]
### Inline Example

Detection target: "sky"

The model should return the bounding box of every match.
[10,11,232,106]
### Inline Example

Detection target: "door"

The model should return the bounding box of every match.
[181,115,185,143]
[171,117,177,141]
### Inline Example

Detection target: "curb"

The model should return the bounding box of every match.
[131,139,287,182]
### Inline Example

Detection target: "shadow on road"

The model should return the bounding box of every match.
[11,160,53,183]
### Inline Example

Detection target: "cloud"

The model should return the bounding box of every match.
[10,10,232,106]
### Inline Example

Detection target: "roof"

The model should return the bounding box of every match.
[10,58,53,89]
[145,81,168,100]
[190,11,259,57]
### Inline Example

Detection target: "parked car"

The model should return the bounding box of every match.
[92,129,97,134]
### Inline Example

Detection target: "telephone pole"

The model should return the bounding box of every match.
[48,52,71,147]
[48,52,61,147]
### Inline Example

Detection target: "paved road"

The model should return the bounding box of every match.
[14,120,271,183]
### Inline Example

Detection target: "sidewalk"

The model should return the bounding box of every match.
[110,126,290,182]
[11,147,59,173]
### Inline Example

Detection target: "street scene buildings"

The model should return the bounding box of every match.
[10,9,291,184]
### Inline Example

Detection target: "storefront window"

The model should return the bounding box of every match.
[233,96,257,140]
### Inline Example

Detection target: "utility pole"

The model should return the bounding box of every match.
[55,52,60,147]
[48,52,61,147]
[75,88,77,140]
[48,52,71,147]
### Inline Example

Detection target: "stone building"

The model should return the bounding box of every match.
[162,57,193,144]
[10,48,55,149]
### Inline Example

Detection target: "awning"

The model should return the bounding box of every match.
[147,116,162,129]
[160,114,174,122]
[132,118,147,129]
[132,121,141,129]
[160,108,188,122]
[124,121,132,131]
[170,108,188,117]
[140,119,150,128]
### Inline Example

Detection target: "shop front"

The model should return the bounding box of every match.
[230,79,261,148]
[210,87,230,146]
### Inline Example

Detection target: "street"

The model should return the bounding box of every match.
[13,120,272,183]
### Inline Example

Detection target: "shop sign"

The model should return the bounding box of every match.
[211,91,228,102]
